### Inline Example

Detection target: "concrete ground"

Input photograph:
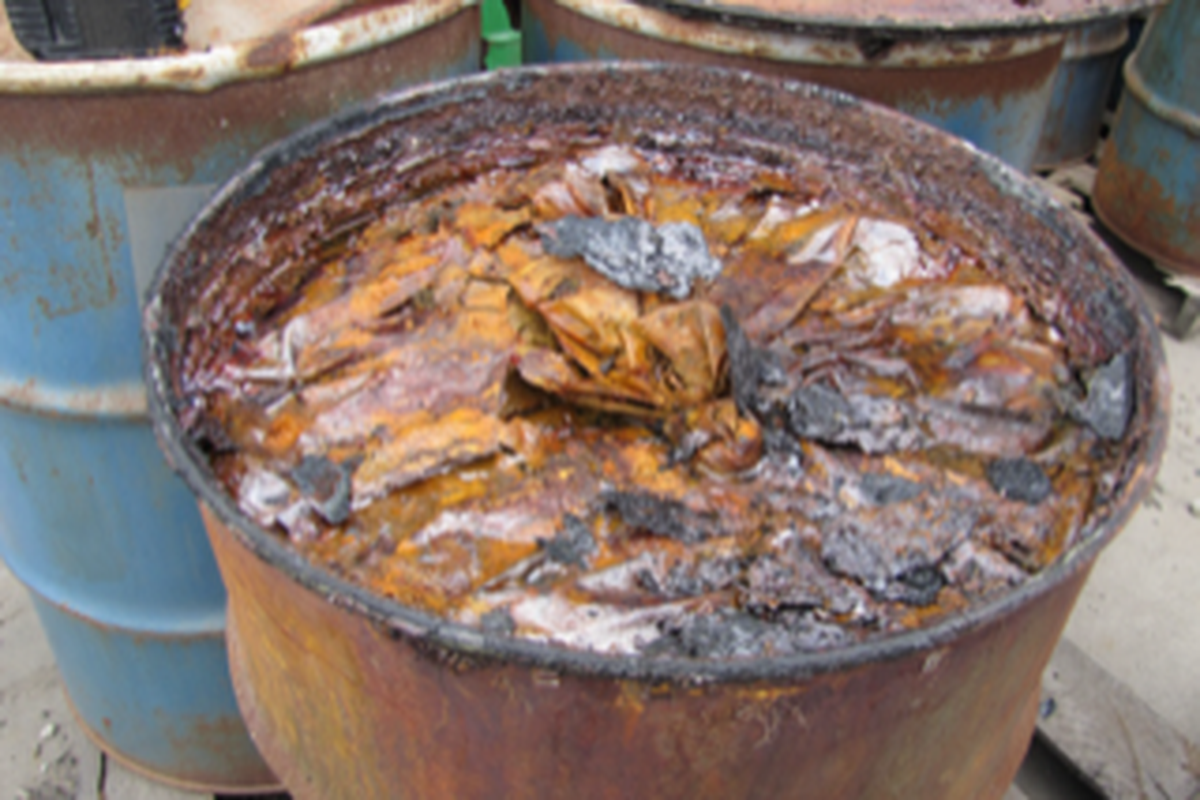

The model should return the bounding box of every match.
[1,212,1196,800]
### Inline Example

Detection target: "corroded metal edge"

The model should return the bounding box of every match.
[0,0,477,94]
[143,63,1171,687]
[210,500,1086,799]
[1092,193,1200,277]
[0,378,148,420]
[1031,19,1129,173]
[1060,17,1129,61]
[521,0,1065,169]
[627,0,1164,38]
[1123,56,1200,137]
[544,0,1064,67]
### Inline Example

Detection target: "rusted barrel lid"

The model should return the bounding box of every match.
[633,0,1165,35]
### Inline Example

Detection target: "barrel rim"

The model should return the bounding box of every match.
[537,0,1068,69]
[1059,16,1130,61]
[622,0,1162,38]
[143,62,1170,685]
[1122,51,1200,138]
[0,0,477,95]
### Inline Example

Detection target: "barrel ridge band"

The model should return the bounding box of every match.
[0,0,477,95]
[1122,56,1200,138]
[0,376,148,420]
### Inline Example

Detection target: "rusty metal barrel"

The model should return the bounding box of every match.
[1093,0,1200,274]
[1033,17,1131,170]
[521,0,1159,172]
[0,3,479,791]
[144,64,1169,800]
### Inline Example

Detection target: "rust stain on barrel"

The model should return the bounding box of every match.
[650,0,1155,28]
[243,34,302,71]
[1094,139,1200,277]
[528,0,1059,110]
[0,10,479,181]
[208,505,1091,799]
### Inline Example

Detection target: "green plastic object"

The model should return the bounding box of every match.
[481,0,521,69]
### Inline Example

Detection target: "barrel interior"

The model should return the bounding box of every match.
[152,70,1166,615]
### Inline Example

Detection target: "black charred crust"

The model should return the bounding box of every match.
[407,634,491,674]
[539,215,722,299]
[859,473,924,506]
[822,525,946,607]
[1088,286,1138,355]
[654,556,742,599]
[600,491,721,544]
[742,553,820,612]
[788,383,854,441]
[986,458,1052,505]
[703,305,798,459]
[647,608,849,659]
[856,33,897,61]
[721,305,765,418]
[787,383,919,454]
[1073,351,1133,441]
[188,414,238,456]
[540,514,597,568]
[820,524,891,593]
[761,424,805,459]
[887,564,945,607]
[481,607,517,636]
[289,454,356,525]
[646,611,766,659]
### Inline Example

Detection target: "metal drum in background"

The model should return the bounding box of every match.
[1094,0,1200,275]
[0,2,479,791]
[1033,17,1130,170]
[523,0,1069,171]
[1106,11,1154,112]
[144,65,1169,800]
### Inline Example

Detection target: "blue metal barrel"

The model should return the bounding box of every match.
[0,2,480,791]
[1033,17,1130,170]
[521,0,1072,171]
[1093,0,1200,275]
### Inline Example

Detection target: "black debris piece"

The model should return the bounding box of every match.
[743,553,829,612]
[289,455,355,525]
[649,611,770,659]
[776,612,851,650]
[986,457,1052,505]
[652,556,741,598]
[820,524,891,593]
[1088,285,1138,356]
[1074,352,1133,441]
[601,491,721,544]
[189,415,239,456]
[722,304,771,418]
[762,425,805,459]
[540,514,597,568]
[646,609,847,659]
[887,564,945,607]
[540,215,722,299]
[1040,697,1057,720]
[664,427,711,469]
[788,383,851,440]
[480,607,517,636]
[859,473,924,506]
[788,383,921,454]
